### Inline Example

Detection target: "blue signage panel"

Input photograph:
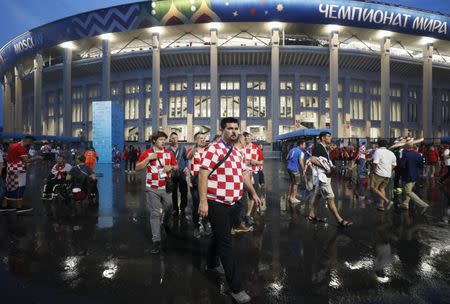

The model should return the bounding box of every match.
[1,0,450,76]
[92,101,124,163]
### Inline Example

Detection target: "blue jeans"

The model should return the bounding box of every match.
[358,159,366,177]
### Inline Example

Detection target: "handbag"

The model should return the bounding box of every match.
[156,154,175,193]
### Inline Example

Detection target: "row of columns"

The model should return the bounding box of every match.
[0,27,436,142]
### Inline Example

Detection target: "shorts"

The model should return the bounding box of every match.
[288,170,302,185]
[314,178,335,199]
[6,186,26,199]
[370,174,390,189]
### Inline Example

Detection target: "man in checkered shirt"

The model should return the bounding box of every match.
[198,117,262,304]
[136,131,178,255]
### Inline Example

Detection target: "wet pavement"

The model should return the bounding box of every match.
[1,160,450,304]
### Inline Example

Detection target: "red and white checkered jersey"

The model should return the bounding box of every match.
[138,148,177,190]
[244,143,264,173]
[200,141,248,205]
[187,146,206,176]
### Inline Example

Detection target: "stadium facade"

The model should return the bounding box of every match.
[1,0,450,144]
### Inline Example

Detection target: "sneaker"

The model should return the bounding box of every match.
[385,201,394,210]
[0,206,16,212]
[231,290,251,304]
[233,224,253,233]
[16,206,33,214]
[244,216,255,226]
[420,206,429,215]
[150,241,161,254]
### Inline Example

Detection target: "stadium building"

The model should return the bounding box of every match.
[1,0,450,144]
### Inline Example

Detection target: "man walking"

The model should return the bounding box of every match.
[308,131,352,227]
[136,131,178,254]
[168,132,188,216]
[357,142,367,178]
[370,140,396,211]
[198,117,261,303]
[438,145,450,185]
[399,143,429,214]
[286,140,306,203]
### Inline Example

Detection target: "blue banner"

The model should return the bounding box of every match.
[92,101,124,163]
[1,0,450,76]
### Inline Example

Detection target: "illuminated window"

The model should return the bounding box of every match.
[247,96,266,117]
[220,96,240,117]
[169,96,187,118]
[194,96,211,117]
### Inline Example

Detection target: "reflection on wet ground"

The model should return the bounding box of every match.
[1,160,449,303]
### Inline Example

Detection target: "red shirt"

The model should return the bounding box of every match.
[187,146,206,176]
[84,151,98,163]
[427,149,440,163]
[200,141,248,205]
[244,143,263,173]
[138,148,177,190]
[7,143,28,165]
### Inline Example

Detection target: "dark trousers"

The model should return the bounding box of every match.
[128,160,136,171]
[231,199,243,228]
[172,172,188,212]
[257,170,265,185]
[191,185,200,226]
[394,167,401,189]
[440,166,450,182]
[207,201,242,293]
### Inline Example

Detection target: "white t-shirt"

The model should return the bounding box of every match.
[373,147,397,178]
[444,149,450,166]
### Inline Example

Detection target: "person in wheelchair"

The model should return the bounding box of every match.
[66,155,98,204]
[42,155,72,199]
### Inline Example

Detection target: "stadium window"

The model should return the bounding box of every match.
[280,96,293,118]
[247,96,266,117]
[247,80,266,90]
[324,97,343,109]
[370,100,381,121]
[442,105,450,122]
[88,86,100,98]
[125,98,139,120]
[350,84,364,94]
[48,105,54,117]
[144,97,162,118]
[300,81,319,91]
[71,87,83,100]
[194,96,211,117]
[408,89,418,100]
[169,81,187,92]
[407,103,417,122]
[300,96,319,108]
[442,92,449,102]
[194,81,211,90]
[145,83,152,93]
[390,88,401,97]
[350,98,364,120]
[169,96,187,118]
[220,96,240,117]
[324,82,342,92]
[88,102,93,121]
[370,86,381,95]
[71,104,83,123]
[280,81,293,90]
[111,86,120,96]
[279,125,295,135]
[391,102,401,122]
[125,83,140,94]
[220,80,240,91]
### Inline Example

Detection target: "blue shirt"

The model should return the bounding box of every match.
[287,147,304,173]
[400,150,423,182]
[168,145,188,171]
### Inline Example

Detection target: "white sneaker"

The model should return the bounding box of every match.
[231,290,251,304]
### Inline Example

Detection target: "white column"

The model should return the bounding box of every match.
[329,31,339,138]
[62,47,72,136]
[14,66,23,133]
[33,54,43,135]
[270,26,280,143]
[3,73,12,132]
[422,43,433,142]
[151,32,161,133]
[210,26,219,138]
[102,38,111,101]
[380,37,391,139]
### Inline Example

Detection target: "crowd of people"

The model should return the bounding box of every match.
[1,122,449,303]
[285,135,450,221]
